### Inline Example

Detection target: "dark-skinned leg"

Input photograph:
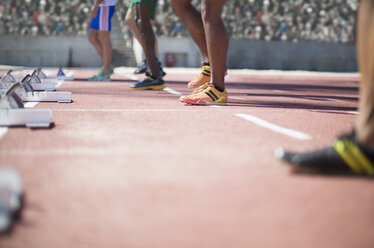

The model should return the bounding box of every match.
[170,0,209,62]
[134,3,160,78]
[356,0,374,146]
[201,0,228,90]
[274,0,374,176]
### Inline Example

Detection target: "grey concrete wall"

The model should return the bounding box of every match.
[0,35,357,72]
[227,40,357,72]
[158,37,357,72]
[0,35,101,67]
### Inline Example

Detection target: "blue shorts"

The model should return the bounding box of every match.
[90,6,116,31]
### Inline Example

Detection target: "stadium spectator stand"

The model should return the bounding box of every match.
[0,0,358,43]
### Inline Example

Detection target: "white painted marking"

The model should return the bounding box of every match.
[55,80,64,88]
[210,105,222,108]
[229,96,246,100]
[235,113,312,140]
[66,71,74,77]
[126,74,139,81]
[53,108,207,112]
[347,111,359,115]
[114,67,358,78]
[326,98,345,103]
[122,72,183,97]
[24,102,39,108]
[0,128,8,139]
[163,87,182,96]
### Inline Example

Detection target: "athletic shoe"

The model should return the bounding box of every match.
[188,62,228,89]
[142,62,167,77]
[98,66,114,76]
[188,62,211,89]
[88,74,110,81]
[180,84,227,105]
[134,60,147,74]
[192,82,209,94]
[275,130,374,176]
[130,76,165,90]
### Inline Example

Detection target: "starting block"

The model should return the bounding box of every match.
[18,91,72,103]
[0,108,52,128]
[0,167,24,233]
[33,67,74,81]
[1,70,57,91]
[0,75,72,103]
[28,74,59,91]
[0,83,52,128]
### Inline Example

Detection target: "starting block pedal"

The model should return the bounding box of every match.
[0,83,52,128]
[1,70,56,91]
[17,91,72,103]
[28,72,59,91]
[33,67,74,81]
[0,75,72,103]
[0,108,52,128]
[0,167,24,233]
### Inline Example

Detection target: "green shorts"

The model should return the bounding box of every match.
[129,0,158,19]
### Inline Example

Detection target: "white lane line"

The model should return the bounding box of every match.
[53,108,208,112]
[24,102,39,108]
[0,128,8,140]
[66,71,74,77]
[235,113,312,140]
[55,80,64,88]
[126,74,139,81]
[326,98,346,103]
[122,73,183,97]
[163,87,182,96]
[229,96,246,100]
[347,111,359,115]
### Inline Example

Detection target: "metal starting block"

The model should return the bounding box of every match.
[28,75,58,91]
[0,83,52,128]
[0,167,24,233]
[0,75,72,103]
[1,70,57,91]
[28,70,62,91]
[33,67,74,81]
[18,91,72,103]
[0,108,52,128]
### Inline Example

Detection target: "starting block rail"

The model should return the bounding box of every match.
[0,108,52,128]
[0,74,72,103]
[0,167,24,233]
[17,91,72,103]
[0,82,72,103]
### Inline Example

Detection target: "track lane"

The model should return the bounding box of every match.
[0,68,372,248]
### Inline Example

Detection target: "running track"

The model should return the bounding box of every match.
[0,67,373,248]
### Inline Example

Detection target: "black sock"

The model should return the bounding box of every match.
[148,74,157,80]
[212,84,224,92]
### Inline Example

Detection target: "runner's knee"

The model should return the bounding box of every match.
[88,31,99,45]
[201,1,220,23]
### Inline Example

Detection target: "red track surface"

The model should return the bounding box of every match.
[0,68,373,248]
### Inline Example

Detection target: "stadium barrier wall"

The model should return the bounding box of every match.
[0,36,357,72]
[0,36,101,68]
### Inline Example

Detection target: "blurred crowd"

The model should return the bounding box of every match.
[0,0,92,36]
[0,0,358,43]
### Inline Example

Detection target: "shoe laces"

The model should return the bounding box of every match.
[193,82,210,94]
